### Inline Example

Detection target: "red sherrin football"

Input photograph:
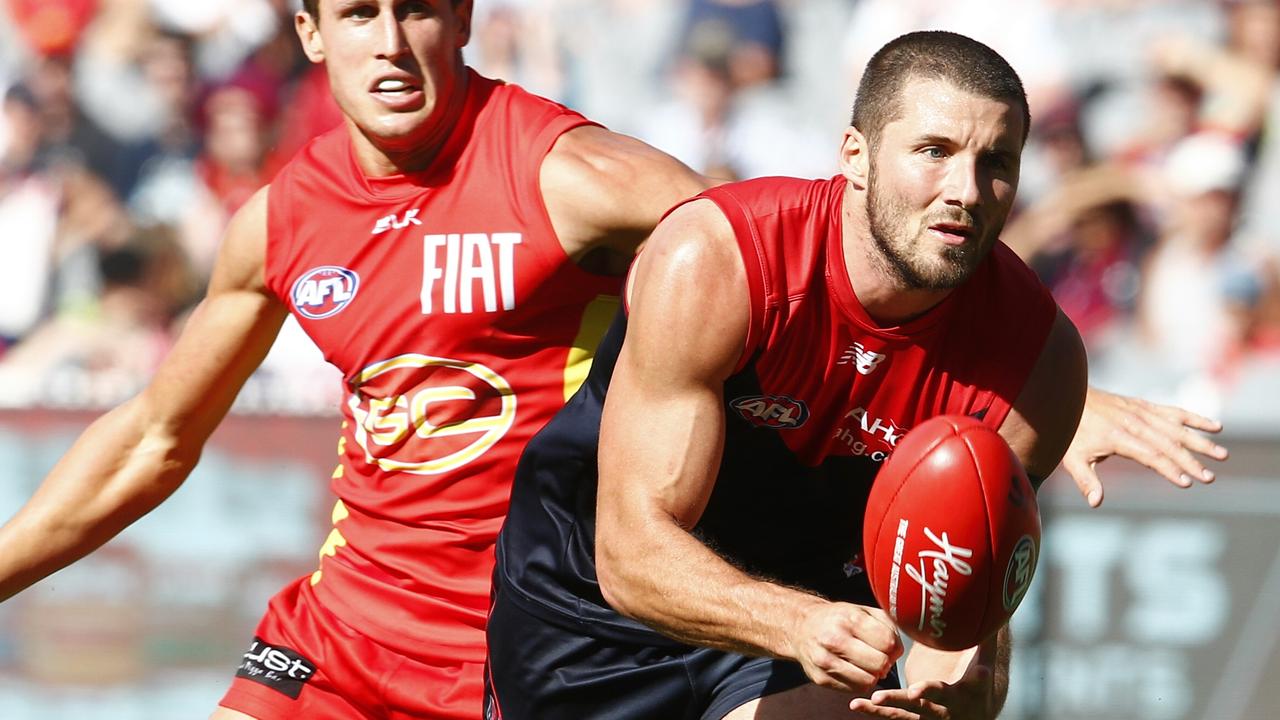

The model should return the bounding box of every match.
[862,415,1040,651]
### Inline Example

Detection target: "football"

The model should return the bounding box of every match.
[862,415,1040,651]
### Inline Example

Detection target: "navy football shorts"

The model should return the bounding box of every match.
[484,584,900,720]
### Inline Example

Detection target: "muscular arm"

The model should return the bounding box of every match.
[594,200,901,693]
[540,125,714,265]
[999,308,1090,483]
[0,187,288,601]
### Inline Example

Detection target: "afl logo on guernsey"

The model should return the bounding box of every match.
[291,266,360,319]
[731,395,809,429]
[348,354,516,475]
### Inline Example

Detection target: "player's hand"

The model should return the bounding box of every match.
[1063,387,1229,508]
[849,662,996,720]
[788,602,903,694]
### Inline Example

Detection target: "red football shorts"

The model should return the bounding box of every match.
[218,576,484,719]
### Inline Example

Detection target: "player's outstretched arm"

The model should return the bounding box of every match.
[1062,387,1229,507]
[0,187,287,602]
[594,199,902,696]
[540,124,714,263]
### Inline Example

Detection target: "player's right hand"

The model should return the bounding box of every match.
[788,602,904,694]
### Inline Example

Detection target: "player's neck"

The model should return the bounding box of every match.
[840,191,952,327]
[348,70,471,177]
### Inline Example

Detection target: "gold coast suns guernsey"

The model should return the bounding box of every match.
[263,71,620,663]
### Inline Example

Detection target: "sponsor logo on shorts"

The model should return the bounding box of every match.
[235,636,317,699]
[1003,534,1037,611]
[730,395,809,429]
[291,266,359,319]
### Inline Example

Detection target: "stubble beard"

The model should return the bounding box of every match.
[865,170,999,291]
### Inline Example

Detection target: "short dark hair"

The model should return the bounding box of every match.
[851,31,1030,147]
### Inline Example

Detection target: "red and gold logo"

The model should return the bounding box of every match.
[348,354,516,475]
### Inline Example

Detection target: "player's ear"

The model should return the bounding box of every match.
[840,126,870,190]
[296,9,325,63]
[452,0,475,48]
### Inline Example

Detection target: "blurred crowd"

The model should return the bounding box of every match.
[0,0,1278,426]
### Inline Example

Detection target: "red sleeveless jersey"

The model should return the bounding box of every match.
[494,174,1060,642]
[263,71,621,663]
[709,174,1057,462]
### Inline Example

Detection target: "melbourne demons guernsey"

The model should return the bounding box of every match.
[495,175,1057,643]
[263,71,620,662]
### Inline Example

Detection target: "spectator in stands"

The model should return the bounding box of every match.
[679,0,785,89]
[121,28,204,228]
[1223,0,1279,78]
[4,0,96,66]
[639,24,740,179]
[1130,133,1258,407]
[1034,200,1150,345]
[470,1,565,101]
[638,5,827,180]
[0,84,59,350]
[24,53,125,194]
[0,224,197,406]
[531,0,679,136]
[196,76,277,218]
[0,75,130,353]
[162,75,278,278]
[1229,0,1280,263]
[1003,103,1153,347]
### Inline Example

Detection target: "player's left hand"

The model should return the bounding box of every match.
[1062,386,1229,508]
[848,663,996,720]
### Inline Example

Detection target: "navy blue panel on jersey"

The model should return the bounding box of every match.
[494,305,665,644]
[490,307,895,716]
[495,307,882,648]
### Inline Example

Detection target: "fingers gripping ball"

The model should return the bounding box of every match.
[862,415,1040,651]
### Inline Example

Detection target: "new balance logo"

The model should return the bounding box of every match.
[837,342,887,376]
[373,209,423,234]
